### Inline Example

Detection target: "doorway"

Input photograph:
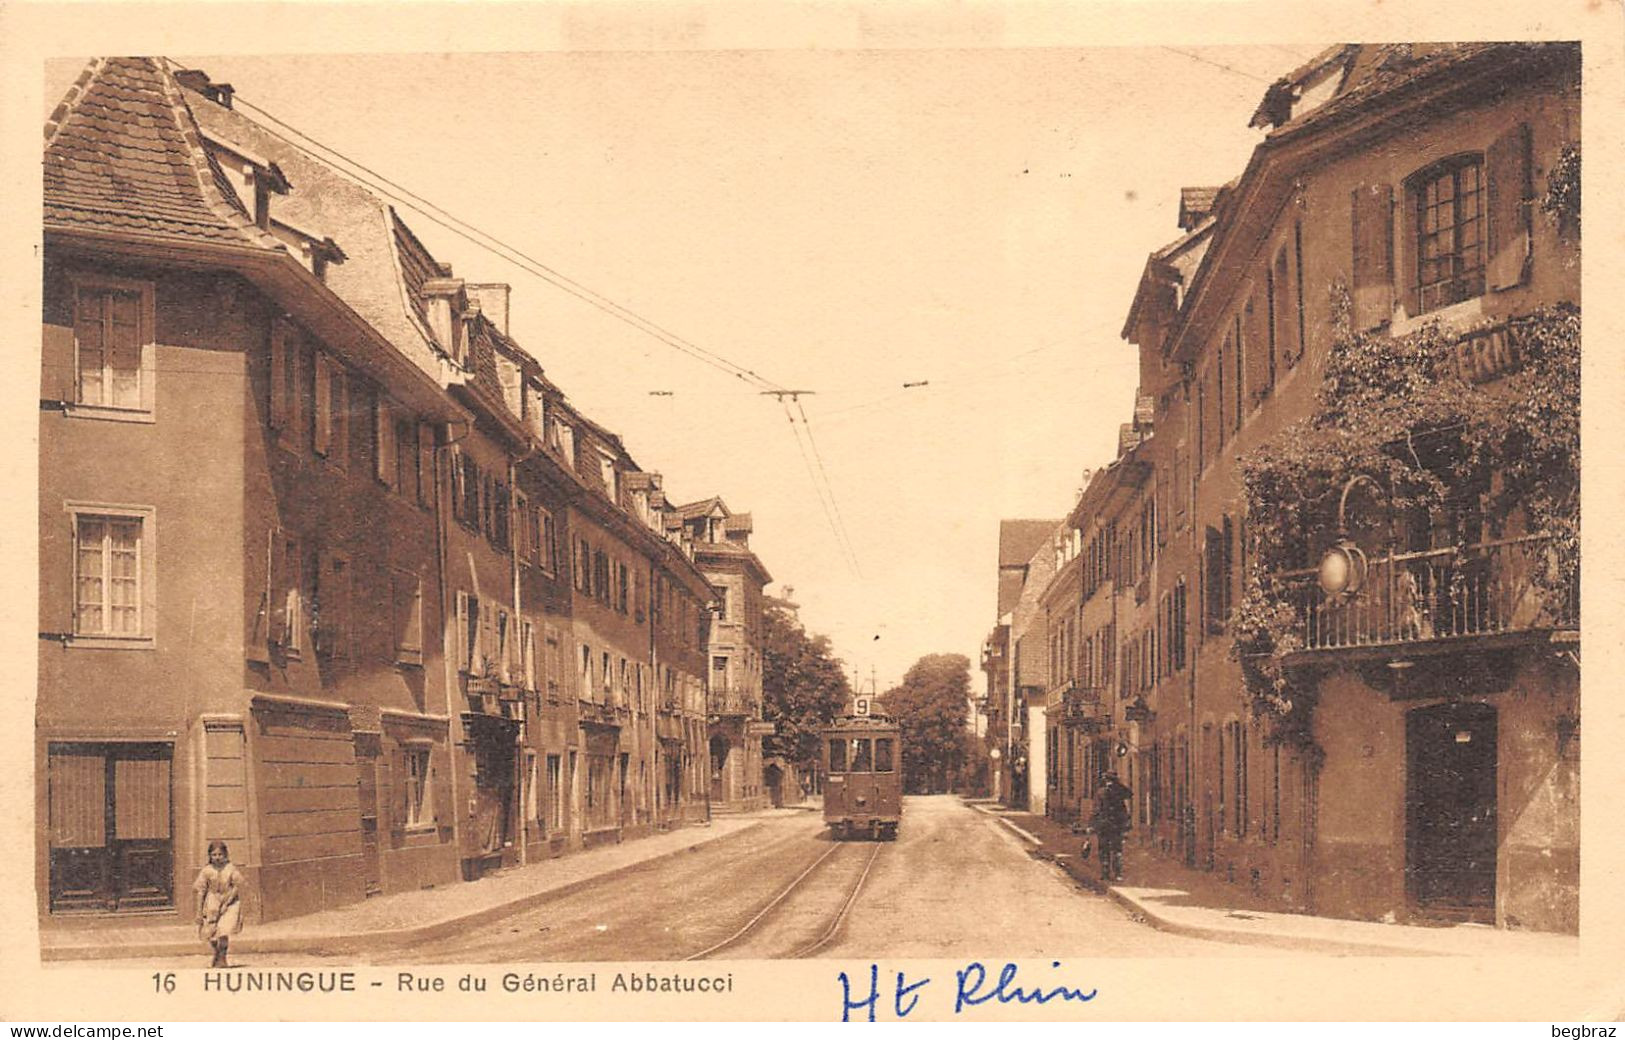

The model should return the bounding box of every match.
[47,743,174,913]
[1406,701,1497,921]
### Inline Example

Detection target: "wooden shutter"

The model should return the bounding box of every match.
[391,748,409,832]
[113,754,170,839]
[375,396,396,487]
[1487,123,1533,291]
[246,527,273,663]
[431,750,452,828]
[449,448,465,522]
[455,592,472,674]
[1351,183,1394,330]
[269,530,290,645]
[269,319,289,428]
[417,424,435,508]
[313,354,332,455]
[1245,295,1270,403]
[49,748,106,848]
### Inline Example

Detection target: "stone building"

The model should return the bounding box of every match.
[670,499,773,812]
[38,57,750,930]
[1090,43,1580,931]
[979,519,1059,807]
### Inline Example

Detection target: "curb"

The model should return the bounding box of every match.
[1101,889,1444,956]
[42,819,768,962]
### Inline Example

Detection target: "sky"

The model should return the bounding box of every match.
[47,44,1325,694]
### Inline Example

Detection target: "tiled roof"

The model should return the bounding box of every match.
[997,519,1059,568]
[1267,43,1564,141]
[390,209,438,334]
[44,57,278,250]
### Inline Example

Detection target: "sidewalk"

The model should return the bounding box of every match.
[965,798,1578,957]
[41,810,801,962]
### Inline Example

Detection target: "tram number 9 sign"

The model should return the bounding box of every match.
[854,696,871,716]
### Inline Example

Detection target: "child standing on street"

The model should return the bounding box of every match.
[194,840,243,968]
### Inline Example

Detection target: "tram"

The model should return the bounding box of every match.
[822,697,902,840]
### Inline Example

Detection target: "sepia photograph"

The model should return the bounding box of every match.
[4,0,1620,1024]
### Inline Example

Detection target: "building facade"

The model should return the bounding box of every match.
[672,499,773,813]
[39,57,759,929]
[1067,43,1580,932]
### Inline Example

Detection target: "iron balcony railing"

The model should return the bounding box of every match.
[1275,535,1577,652]
[706,686,759,717]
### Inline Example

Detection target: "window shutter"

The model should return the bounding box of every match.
[391,748,409,832]
[247,527,273,663]
[269,531,289,644]
[1351,183,1394,330]
[1487,123,1533,291]
[1245,295,1270,403]
[432,753,452,829]
[269,319,289,429]
[455,592,470,674]
[313,354,332,455]
[375,397,396,487]
[449,448,465,522]
[417,424,435,508]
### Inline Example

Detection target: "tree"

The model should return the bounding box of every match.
[880,654,973,794]
[761,603,852,775]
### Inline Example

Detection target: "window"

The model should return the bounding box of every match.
[1412,155,1486,313]
[269,317,300,440]
[601,651,612,695]
[580,643,593,695]
[513,491,529,560]
[534,506,557,575]
[269,529,305,655]
[521,620,537,691]
[547,754,564,830]
[397,417,421,501]
[313,353,348,467]
[392,569,423,666]
[850,739,872,772]
[1203,520,1234,635]
[374,394,396,488]
[313,551,351,658]
[457,592,481,675]
[415,423,435,509]
[1233,314,1244,428]
[71,508,152,643]
[875,738,895,773]
[404,746,432,828]
[1292,221,1306,365]
[70,276,154,419]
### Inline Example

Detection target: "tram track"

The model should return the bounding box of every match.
[684,839,885,961]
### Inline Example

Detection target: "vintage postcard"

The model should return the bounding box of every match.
[2,0,1622,1024]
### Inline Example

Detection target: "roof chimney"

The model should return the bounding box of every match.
[466,283,511,336]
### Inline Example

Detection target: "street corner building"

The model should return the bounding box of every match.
[37,57,777,928]
[667,499,775,813]
[984,43,1580,933]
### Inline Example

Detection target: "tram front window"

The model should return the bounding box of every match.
[875,738,894,773]
[851,738,872,772]
[829,738,847,773]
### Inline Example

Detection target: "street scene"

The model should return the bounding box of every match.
[36,39,1580,976]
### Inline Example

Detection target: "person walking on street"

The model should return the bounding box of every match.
[1089,771,1133,883]
[194,840,244,968]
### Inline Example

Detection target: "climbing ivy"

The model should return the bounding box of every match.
[1230,285,1580,748]
[1541,143,1580,239]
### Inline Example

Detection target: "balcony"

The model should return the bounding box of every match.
[1276,535,1577,656]
[706,686,759,718]
[1059,682,1106,722]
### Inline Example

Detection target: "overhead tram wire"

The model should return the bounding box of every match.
[216,90,784,395]
[794,398,863,578]
[208,75,870,576]
[781,400,861,576]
